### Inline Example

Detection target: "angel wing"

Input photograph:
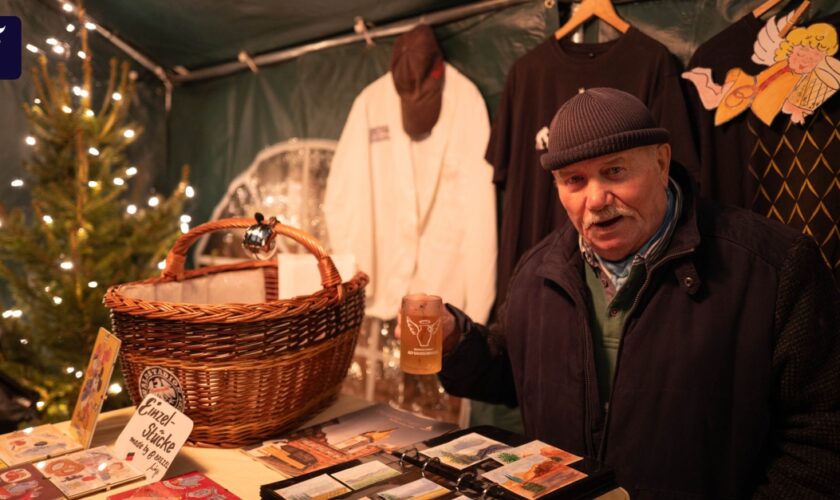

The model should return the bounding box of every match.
[429,318,441,335]
[752,11,795,67]
[406,317,421,337]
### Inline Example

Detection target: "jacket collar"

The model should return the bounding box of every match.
[536,162,702,296]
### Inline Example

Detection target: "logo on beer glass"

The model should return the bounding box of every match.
[406,317,441,347]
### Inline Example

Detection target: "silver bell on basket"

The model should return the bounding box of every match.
[242,212,279,260]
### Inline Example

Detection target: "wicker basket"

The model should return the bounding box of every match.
[104,217,368,448]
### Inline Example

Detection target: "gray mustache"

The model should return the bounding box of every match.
[584,206,632,229]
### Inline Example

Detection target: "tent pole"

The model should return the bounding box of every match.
[172,0,530,84]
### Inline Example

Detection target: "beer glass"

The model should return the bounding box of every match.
[399,294,443,374]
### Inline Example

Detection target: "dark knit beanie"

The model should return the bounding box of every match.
[540,87,670,170]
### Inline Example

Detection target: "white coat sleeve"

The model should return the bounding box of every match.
[458,82,497,324]
[324,92,375,298]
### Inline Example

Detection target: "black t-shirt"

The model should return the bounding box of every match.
[687,12,840,282]
[487,28,699,301]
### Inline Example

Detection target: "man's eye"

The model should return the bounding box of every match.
[565,176,583,185]
[607,167,625,176]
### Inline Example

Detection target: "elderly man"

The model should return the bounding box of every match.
[434,88,839,497]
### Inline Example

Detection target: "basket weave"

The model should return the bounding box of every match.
[104,217,368,447]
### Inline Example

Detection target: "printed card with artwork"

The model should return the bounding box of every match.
[275,474,350,500]
[69,328,122,448]
[0,328,121,467]
[330,460,401,491]
[481,454,586,499]
[489,440,581,466]
[0,425,82,466]
[245,404,456,478]
[377,478,449,500]
[0,463,64,499]
[420,433,508,470]
[108,470,241,499]
[38,445,142,498]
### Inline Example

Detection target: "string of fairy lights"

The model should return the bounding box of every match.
[3,1,198,400]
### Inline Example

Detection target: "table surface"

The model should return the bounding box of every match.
[53,395,627,500]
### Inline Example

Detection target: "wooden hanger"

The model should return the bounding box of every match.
[554,0,630,41]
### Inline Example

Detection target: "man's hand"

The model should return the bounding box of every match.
[395,307,459,354]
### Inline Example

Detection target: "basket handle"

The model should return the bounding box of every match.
[162,217,344,294]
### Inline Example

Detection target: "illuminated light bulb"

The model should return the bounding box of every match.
[75,370,83,379]
[23,427,34,434]
[62,2,73,12]
[126,166,137,176]
[1,310,12,319]
[113,177,125,186]
[61,105,72,113]
[180,214,192,223]
[66,23,75,32]
[112,92,122,101]
[126,204,137,215]
[84,109,94,117]
[148,196,159,207]
[11,179,24,188]
[72,86,82,96]
[87,281,98,288]
[180,223,189,234]
[66,366,75,374]
[46,38,57,46]
[84,22,96,30]
[42,215,54,224]
[123,129,135,138]
[36,401,45,410]
[34,98,41,104]
[88,180,98,188]
[26,44,39,53]
[88,147,99,156]
[25,136,36,145]
[19,338,28,345]
[77,50,86,59]
[60,260,73,270]
[53,296,63,305]
[157,260,166,270]
[108,383,122,395]
[52,45,65,55]
[185,185,195,198]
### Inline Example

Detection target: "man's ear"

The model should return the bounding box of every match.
[656,143,671,186]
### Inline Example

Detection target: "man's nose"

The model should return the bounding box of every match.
[586,182,612,211]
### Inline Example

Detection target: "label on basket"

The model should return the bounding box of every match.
[114,394,193,482]
[138,366,186,411]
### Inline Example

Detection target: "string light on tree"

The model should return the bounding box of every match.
[61,2,73,12]
[46,37,57,46]
[77,50,86,59]
[61,105,71,113]
[36,401,45,410]
[157,260,166,270]
[180,215,191,223]
[87,180,98,188]
[84,109,94,117]
[26,44,39,53]
[20,339,29,345]
[59,261,73,270]
[88,147,99,156]
[111,92,122,101]
[11,179,24,188]
[180,223,189,234]
[42,215,54,224]
[52,296,63,305]
[126,166,137,176]
[148,196,160,207]
[123,129,135,139]
[52,45,65,55]
[25,136,36,145]
[87,281,98,288]
[185,185,195,198]
[108,383,122,395]
[65,367,75,374]
[66,23,75,33]
[113,177,125,186]
[84,22,95,30]
[126,204,137,215]
[74,370,82,379]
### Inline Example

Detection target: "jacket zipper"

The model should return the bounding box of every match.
[595,248,695,462]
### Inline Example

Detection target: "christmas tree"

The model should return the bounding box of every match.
[0,9,190,423]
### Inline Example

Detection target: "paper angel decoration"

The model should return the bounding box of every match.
[683,12,840,125]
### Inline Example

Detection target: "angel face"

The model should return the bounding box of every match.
[788,45,824,74]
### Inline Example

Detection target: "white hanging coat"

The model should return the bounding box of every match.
[324,63,497,322]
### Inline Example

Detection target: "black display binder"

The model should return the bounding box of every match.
[261,426,617,500]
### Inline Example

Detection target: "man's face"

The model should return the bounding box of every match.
[553,144,671,261]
